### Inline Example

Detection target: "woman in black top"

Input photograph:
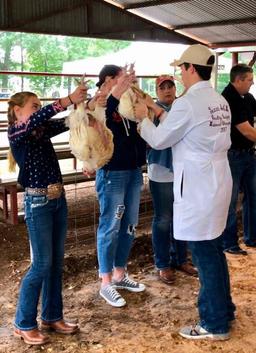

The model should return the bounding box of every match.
[88,65,146,308]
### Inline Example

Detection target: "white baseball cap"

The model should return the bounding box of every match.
[170,44,215,67]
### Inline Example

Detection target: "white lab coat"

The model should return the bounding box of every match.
[140,81,232,241]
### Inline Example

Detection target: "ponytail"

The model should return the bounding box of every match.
[7,149,16,172]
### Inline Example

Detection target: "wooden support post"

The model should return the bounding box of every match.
[0,185,19,225]
[232,52,239,66]
[2,188,8,220]
[7,185,18,225]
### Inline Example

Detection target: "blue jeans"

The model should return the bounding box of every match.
[222,150,256,249]
[188,237,235,333]
[96,168,143,274]
[15,193,68,330]
[149,180,187,269]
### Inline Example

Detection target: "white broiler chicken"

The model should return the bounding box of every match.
[117,63,154,121]
[118,83,150,121]
[66,70,150,173]
[67,97,114,174]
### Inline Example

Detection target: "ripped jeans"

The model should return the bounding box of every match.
[96,168,143,274]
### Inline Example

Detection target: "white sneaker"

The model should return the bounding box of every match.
[99,285,126,307]
[112,274,145,292]
[179,324,230,341]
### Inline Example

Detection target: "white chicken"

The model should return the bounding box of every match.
[66,70,151,173]
[116,63,153,121]
[67,100,114,174]
[118,82,154,121]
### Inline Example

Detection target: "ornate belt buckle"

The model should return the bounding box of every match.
[47,183,63,200]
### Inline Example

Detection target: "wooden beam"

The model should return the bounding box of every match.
[90,25,192,43]
[123,0,189,10]
[210,40,256,49]
[174,16,256,30]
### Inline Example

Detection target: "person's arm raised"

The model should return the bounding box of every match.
[111,71,135,100]
[60,84,88,108]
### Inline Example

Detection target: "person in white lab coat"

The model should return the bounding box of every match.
[147,75,197,284]
[134,44,235,340]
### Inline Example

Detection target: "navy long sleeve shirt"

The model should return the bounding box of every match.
[8,101,68,188]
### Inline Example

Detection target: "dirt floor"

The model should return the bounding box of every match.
[0,187,256,353]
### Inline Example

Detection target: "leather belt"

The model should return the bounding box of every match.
[25,183,64,200]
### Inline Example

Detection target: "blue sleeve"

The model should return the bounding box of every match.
[45,118,69,138]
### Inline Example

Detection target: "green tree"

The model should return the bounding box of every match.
[0,32,130,96]
[21,34,65,96]
[0,32,20,90]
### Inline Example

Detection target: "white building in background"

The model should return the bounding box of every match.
[62,42,188,77]
[62,41,237,96]
[62,42,190,97]
[62,41,237,77]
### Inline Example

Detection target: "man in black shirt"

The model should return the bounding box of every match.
[222,64,256,254]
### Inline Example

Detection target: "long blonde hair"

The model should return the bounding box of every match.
[7,92,38,172]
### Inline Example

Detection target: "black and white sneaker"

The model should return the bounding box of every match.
[99,284,126,307]
[112,274,145,292]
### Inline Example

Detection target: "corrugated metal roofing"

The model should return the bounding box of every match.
[0,0,194,44]
[0,0,255,47]
[112,0,256,47]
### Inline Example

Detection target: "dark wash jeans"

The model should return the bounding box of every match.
[149,180,188,270]
[188,237,235,333]
[15,193,68,330]
[222,149,256,250]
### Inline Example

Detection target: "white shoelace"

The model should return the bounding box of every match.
[121,276,138,287]
[105,285,122,300]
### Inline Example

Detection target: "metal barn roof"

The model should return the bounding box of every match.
[0,0,194,44]
[109,0,256,48]
[0,0,255,48]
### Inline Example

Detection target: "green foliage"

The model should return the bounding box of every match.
[0,32,21,90]
[216,73,230,94]
[0,32,130,96]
